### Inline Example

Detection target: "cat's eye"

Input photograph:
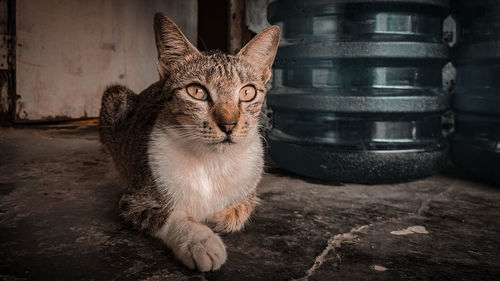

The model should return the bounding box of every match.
[186,85,208,101]
[239,85,257,102]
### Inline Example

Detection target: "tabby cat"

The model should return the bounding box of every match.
[99,13,280,271]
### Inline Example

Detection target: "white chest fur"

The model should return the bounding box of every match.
[148,127,263,221]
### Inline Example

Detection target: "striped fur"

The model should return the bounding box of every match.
[99,13,280,271]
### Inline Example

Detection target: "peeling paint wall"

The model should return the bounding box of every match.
[15,0,197,122]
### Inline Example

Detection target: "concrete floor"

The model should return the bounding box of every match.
[1,126,499,281]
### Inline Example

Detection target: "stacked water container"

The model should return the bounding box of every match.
[266,0,451,183]
[452,0,500,183]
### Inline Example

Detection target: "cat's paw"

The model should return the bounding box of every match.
[208,202,254,233]
[210,210,246,233]
[176,226,227,271]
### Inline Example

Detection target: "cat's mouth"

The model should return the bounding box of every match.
[206,136,237,146]
[221,137,235,144]
[211,137,235,145]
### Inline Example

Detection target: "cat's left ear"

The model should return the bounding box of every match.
[154,13,200,79]
[237,25,280,83]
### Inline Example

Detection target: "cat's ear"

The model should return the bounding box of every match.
[237,25,280,83]
[154,13,200,79]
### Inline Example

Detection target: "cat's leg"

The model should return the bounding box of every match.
[120,191,227,271]
[119,191,172,233]
[155,211,227,271]
[207,192,258,233]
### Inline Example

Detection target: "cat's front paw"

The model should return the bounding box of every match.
[208,197,256,233]
[176,226,227,271]
[209,207,247,233]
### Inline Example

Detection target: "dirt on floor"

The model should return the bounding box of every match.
[1,126,499,281]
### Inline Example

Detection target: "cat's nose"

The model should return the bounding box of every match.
[218,122,236,134]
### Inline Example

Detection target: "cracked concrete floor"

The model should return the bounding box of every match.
[1,126,499,281]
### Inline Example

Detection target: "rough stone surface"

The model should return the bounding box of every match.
[1,126,499,281]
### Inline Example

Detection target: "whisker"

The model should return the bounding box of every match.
[259,134,269,149]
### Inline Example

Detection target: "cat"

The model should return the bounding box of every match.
[99,13,280,271]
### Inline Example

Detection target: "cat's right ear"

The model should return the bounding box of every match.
[154,13,200,79]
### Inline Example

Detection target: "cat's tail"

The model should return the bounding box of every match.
[99,84,137,147]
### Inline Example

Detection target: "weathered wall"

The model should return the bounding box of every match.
[0,0,9,125]
[246,0,272,34]
[15,0,197,122]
